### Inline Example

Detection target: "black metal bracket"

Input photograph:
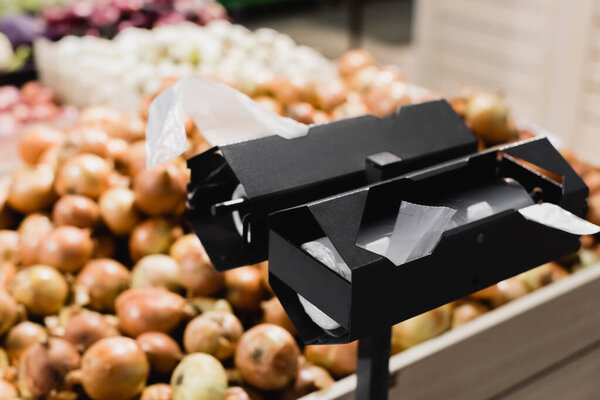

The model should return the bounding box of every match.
[357,328,392,400]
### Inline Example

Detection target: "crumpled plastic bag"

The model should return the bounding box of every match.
[145,76,308,169]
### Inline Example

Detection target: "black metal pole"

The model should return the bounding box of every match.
[348,0,365,48]
[356,327,391,400]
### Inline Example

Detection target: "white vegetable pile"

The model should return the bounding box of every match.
[35,20,336,111]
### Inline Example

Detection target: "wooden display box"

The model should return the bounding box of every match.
[299,264,600,399]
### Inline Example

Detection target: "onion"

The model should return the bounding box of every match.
[464,92,517,145]
[126,140,146,178]
[331,92,368,120]
[115,287,189,337]
[268,76,313,106]
[10,265,68,316]
[588,193,600,226]
[451,301,489,328]
[286,102,317,125]
[281,363,334,400]
[63,311,119,353]
[391,304,453,353]
[18,338,81,398]
[5,321,48,364]
[129,218,180,262]
[106,138,129,166]
[0,176,17,230]
[313,80,347,112]
[133,163,187,216]
[0,262,16,289]
[517,263,568,292]
[261,297,295,335]
[132,254,182,292]
[19,125,64,165]
[18,213,54,265]
[0,290,18,335]
[0,230,18,264]
[8,165,56,213]
[338,49,375,77]
[38,226,93,273]
[304,341,357,378]
[235,324,299,390]
[141,384,172,400]
[365,81,411,117]
[171,353,227,400]
[255,261,271,293]
[79,107,144,143]
[0,379,17,398]
[170,234,203,263]
[75,259,130,312]
[81,337,149,400]
[224,266,266,312]
[136,332,183,375]
[188,297,233,314]
[253,96,283,116]
[183,311,243,360]
[584,170,600,195]
[98,187,140,235]
[225,386,252,400]
[177,251,223,297]
[55,153,112,198]
[470,277,529,307]
[52,195,100,228]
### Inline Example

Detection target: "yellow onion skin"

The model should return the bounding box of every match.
[64,311,120,353]
[115,287,189,337]
[304,341,358,378]
[38,226,94,273]
[52,195,100,228]
[280,363,335,400]
[260,297,296,336]
[235,324,299,391]
[183,311,243,360]
[0,379,17,398]
[129,218,179,262]
[98,187,140,235]
[55,153,112,199]
[18,125,64,165]
[391,304,452,354]
[171,353,227,400]
[18,213,54,266]
[76,259,130,312]
[137,332,183,375]
[451,301,489,328]
[141,383,172,400]
[5,321,48,364]
[0,290,18,335]
[224,266,266,313]
[10,265,68,316]
[134,164,187,216]
[81,337,149,400]
[132,254,182,292]
[18,338,81,398]
[8,165,56,213]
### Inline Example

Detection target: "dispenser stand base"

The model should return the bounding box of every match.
[356,328,391,400]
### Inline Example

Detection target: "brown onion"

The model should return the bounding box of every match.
[5,321,48,364]
[171,353,227,400]
[10,265,68,316]
[464,92,517,145]
[18,213,53,265]
[254,96,283,115]
[55,153,112,198]
[18,338,80,398]
[261,297,296,335]
[286,102,317,124]
[224,266,266,312]
[134,163,187,216]
[115,287,189,337]
[584,170,600,195]
[268,76,313,105]
[225,386,252,400]
[81,337,149,400]
[98,187,140,235]
[129,218,180,262]
[132,254,182,291]
[304,341,357,378]
[126,140,147,178]
[170,234,203,263]
[75,259,130,312]
[451,301,489,328]
[517,263,568,292]
[338,49,375,77]
[0,230,18,264]
[52,195,100,228]
[588,193,600,226]
[314,80,347,111]
[0,262,16,290]
[106,138,129,166]
[8,165,56,213]
[136,332,183,375]
[391,304,452,353]
[366,81,411,117]
[470,277,528,307]
[70,127,110,158]
[38,226,93,273]
[19,125,64,165]
[183,311,243,360]
[63,310,119,353]
[0,290,18,335]
[235,324,299,390]
[281,363,334,400]
[79,107,145,143]
[332,92,369,119]
[141,383,172,400]
[178,252,223,297]
[0,379,17,398]
[188,297,233,314]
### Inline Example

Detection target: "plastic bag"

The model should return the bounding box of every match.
[145,77,308,169]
